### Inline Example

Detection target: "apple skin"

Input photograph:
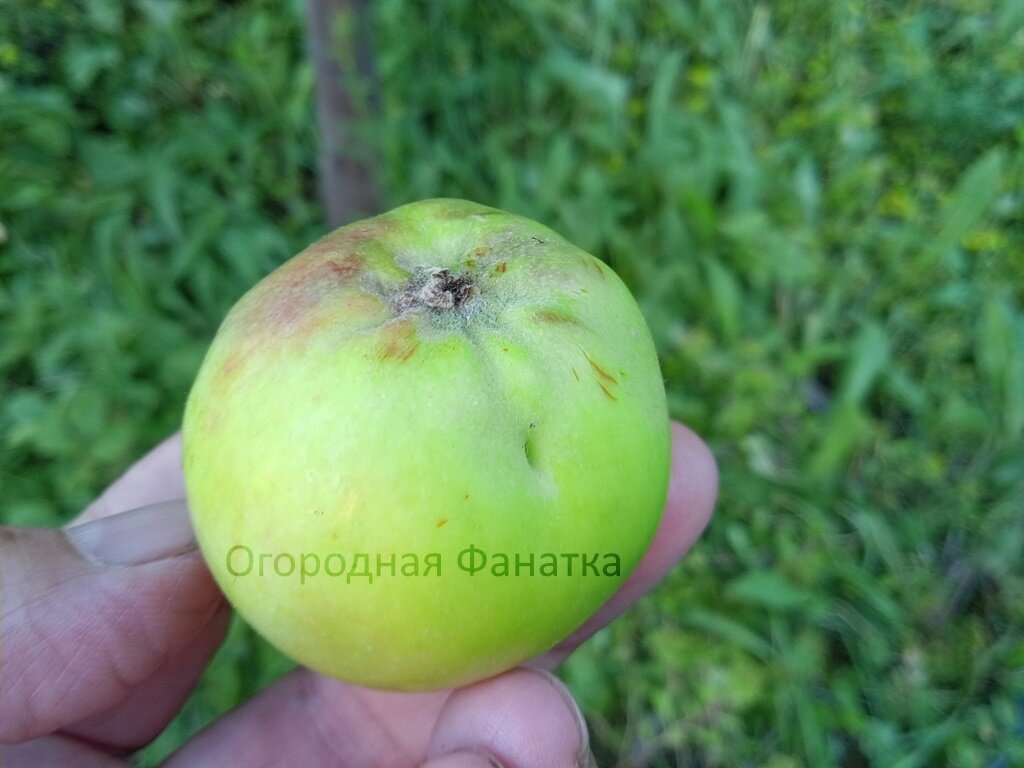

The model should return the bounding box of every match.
[182,198,670,691]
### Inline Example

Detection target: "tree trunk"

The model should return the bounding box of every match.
[303,0,380,228]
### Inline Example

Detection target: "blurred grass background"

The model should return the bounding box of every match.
[2,0,1024,765]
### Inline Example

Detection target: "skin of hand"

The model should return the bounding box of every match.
[0,421,717,767]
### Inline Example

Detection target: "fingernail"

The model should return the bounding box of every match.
[65,499,196,566]
[526,667,594,768]
[420,751,504,768]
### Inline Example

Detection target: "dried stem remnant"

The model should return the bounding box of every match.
[395,268,475,313]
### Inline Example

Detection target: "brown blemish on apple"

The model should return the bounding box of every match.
[258,254,382,338]
[598,381,619,401]
[534,309,577,324]
[253,256,335,329]
[295,237,336,261]
[260,284,316,328]
[571,366,580,381]
[221,350,245,379]
[216,347,253,393]
[578,348,619,400]
[378,319,420,362]
[475,246,490,257]
[583,352,618,385]
[342,218,397,243]
[582,257,606,279]
[324,254,364,281]
[436,518,449,528]
[493,261,507,274]
[283,221,385,279]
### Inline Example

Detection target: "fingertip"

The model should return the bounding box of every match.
[65,499,196,566]
[76,432,186,525]
[635,420,718,574]
[668,420,719,541]
[426,667,589,768]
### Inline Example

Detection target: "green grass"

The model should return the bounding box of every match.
[3,0,1024,765]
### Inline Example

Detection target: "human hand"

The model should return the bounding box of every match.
[0,422,716,767]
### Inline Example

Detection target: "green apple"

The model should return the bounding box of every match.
[182,198,670,691]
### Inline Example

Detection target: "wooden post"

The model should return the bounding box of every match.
[303,0,380,228]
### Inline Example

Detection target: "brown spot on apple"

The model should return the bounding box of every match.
[582,350,618,385]
[534,309,577,324]
[342,218,397,243]
[378,319,420,362]
[493,261,507,274]
[324,255,364,281]
[258,283,316,328]
[252,256,333,329]
[221,350,245,378]
[598,381,619,401]
[436,518,449,528]
[582,257,606,279]
[217,348,250,392]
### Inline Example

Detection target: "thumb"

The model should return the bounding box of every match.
[0,500,224,746]
[422,668,595,768]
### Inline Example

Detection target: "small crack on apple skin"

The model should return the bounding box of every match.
[589,358,618,384]
[577,346,621,401]
[580,347,618,385]
[598,381,619,401]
